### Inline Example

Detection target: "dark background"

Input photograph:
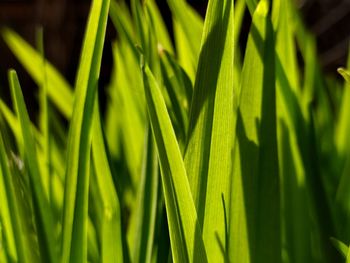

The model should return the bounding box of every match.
[0,0,349,120]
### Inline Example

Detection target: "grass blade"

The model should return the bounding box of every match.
[330,237,348,258]
[127,128,159,263]
[0,131,39,263]
[8,70,57,263]
[184,0,234,260]
[60,0,110,261]
[338,68,350,83]
[142,61,207,263]
[2,28,73,118]
[229,1,280,262]
[91,99,124,263]
[168,0,203,80]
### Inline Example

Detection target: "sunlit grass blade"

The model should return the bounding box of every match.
[335,61,350,241]
[35,27,52,203]
[0,130,40,263]
[127,129,159,263]
[330,237,348,258]
[105,41,146,189]
[168,0,203,80]
[90,99,124,263]
[229,1,280,262]
[131,0,159,75]
[273,0,337,260]
[109,0,137,56]
[8,70,57,263]
[0,100,66,185]
[2,28,73,118]
[0,135,17,262]
[272,0,300,96]
[338,68,350,83]
[183,0,234,260]
[233,0,246,93]
[160,49,192,142]
[60,0,110,261]
[244,0,258,15]
[278,120,311,263]
[335,47,350,163]
[147,0,174,54]
[142,61,207,263]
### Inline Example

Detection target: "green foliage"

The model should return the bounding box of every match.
[0,0,349,262]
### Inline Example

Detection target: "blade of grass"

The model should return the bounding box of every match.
[36,27,51,203]
[142,61,207,263]
[330,237,348,258]
[0,146,17,262]
[91,98,124,263]
[183,0,234,260]
[106,41,146,189]
[0,128,40,263]
[159,49,192,143]
[2,28,73,118]
[60,0,110,261]
[127,128,159,263]
[147,0,174,54]
[245,0,258,15]
[229,1,280,262]
[8,70,57,263]
[338,68,350,83]
[278,119,311,263]
[168,0,203,80]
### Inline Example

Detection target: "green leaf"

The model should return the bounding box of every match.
[0,138,17,262]
[106,41,146,188]
[2,28,73,119]
[168,0,203,80]
[90,99,124,263]
[330,237,348,258]
[160,49,192,142]
[245,0,258,15]
[8,70,58,263]
[60,0,110,261]
[336,50,350,166]
[278,120,311,263]
[142,62,207,263]
[183,0,234,261]
[0,135,30,263]
[338,68,350,83]
[229,1,280,262]
[127,129,159,263]
[147,0,174,54]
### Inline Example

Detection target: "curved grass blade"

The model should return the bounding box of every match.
[0,133,40,263]
[60,0,110,261]
[168,0,203,80]
[160,49,192,143]
[2,28,73,119]
[127,128,159,263]
[0,143,17,262]
[147,0,174,54]
[229,1,280,262]
[278,120,311,263]
[91,99,124,263]
[105,41,146,189]
[330,237,348,258]
[183,0,234,260]
[8,70,57,263]
[36,27,52,203]
[142,62,207,263]
[338,68,350,83]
